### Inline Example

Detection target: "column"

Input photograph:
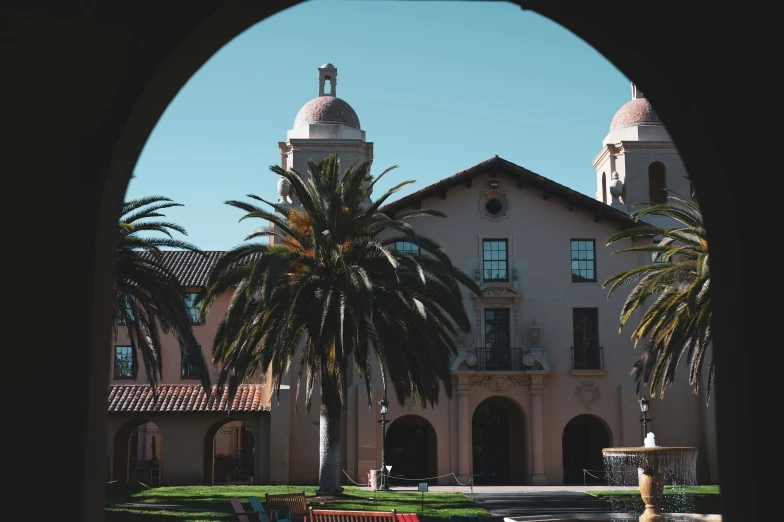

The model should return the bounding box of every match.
[457,375,471,483]
[530,375,547,485]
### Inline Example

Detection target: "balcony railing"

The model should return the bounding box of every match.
[571,346,604,370]
[475,347,524,371]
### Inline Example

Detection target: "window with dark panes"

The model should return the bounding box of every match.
[483,239,508,281]
[570,239,596,282]
[394,241,420,255]
[572,308,600,369]
[114,345,133,379]
[181,347,201,379]
[184,292,202,325]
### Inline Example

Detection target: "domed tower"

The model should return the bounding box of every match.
[592,82,692,229]
[276,63,374,209]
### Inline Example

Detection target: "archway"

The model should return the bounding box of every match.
[385,415,437,486]
[0,4,760,521]
[205,419,255,484]
[561,414,611,485]
[112,420,164,485]
[472,396,525,484]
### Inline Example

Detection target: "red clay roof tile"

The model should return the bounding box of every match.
[108,384,269,413]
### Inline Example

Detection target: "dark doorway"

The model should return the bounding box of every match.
[562,414,610,485]
[385,415,437,486]
[472,400,510,484]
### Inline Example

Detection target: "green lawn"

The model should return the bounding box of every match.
[105,484,492,521]
[587,485,722,515]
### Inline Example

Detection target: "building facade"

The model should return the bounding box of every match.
[106,65,718,487]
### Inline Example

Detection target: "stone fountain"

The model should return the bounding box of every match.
[602,433,698,522]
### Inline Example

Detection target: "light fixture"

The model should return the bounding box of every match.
[489,179,499,188]
[638,395,651,444]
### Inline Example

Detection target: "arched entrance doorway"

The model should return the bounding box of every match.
[385,415,437,485]
[113,420,164,485]
[472,396,525,484]
[561,414,611,485]
[207,420,255,484]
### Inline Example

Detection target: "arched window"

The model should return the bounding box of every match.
[648,162,667,204]
[601,173,607,204]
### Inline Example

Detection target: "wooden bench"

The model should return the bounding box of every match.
[266,491,309,517]
[309,508,398,522]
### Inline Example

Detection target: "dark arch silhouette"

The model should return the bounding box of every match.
[472,396,526,484]
[385,415,437,485]
[204,418,255,484]
[3,3,765,520]
[112,419,163,485]
[561,414,611,485]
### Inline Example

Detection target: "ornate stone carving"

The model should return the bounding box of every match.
[483,285,519,297]
[514,307,520,341]
[575,380,600,409]
[471,374,528,392]
[472,375,492,387]
[478,190,510,220]
[465,353,477,367]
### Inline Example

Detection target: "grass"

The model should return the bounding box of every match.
[586,485,722,515]
[105,484,492,521]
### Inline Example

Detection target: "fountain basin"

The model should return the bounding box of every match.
[602,447,698,473]
[602,447,699,522]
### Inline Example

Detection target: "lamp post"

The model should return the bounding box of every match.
[378,396,390,490]
[638,395,650,444]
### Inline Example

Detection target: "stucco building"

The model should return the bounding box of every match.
[106,65,717,488]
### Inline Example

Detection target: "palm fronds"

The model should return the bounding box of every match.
[115,195,211,396]
[603,187,713,404]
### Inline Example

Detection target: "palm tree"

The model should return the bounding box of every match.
[603,187,712,404]
[115,195,211,395]
[199,155,481,493]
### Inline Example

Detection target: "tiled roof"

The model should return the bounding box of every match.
[107,384,268,413]
[379,156,647,229]
[137,250,263,288]
[610,97,662,130]
[294,96,360,129]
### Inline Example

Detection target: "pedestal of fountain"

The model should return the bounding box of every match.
[602,446,698,522]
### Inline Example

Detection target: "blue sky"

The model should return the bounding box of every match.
[129,0,633,251]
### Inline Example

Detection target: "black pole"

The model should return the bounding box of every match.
[640,411,650,443]
[379,412,388,490]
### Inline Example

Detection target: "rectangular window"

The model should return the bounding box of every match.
[394,241,420,255]
[483,239,508,282]
[483,308,511,371]
[181,347,200,380]
[184,292,202,325]
[572,308,601,369]
[114,345,133,380]
[570,239,596,282]
[652,240,671,264]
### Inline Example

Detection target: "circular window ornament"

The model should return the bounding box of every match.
[478,190,510,220]
[485,198,503,215]
[575,380,601,409]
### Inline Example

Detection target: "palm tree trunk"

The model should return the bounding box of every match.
[317,373,344,494]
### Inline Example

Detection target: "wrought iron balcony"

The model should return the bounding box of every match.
[475,347,524,371]
[571,345,604,370]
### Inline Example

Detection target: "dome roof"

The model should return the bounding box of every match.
[610,97,662,130]
[321,62,335,68]
[293,96,360,129]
